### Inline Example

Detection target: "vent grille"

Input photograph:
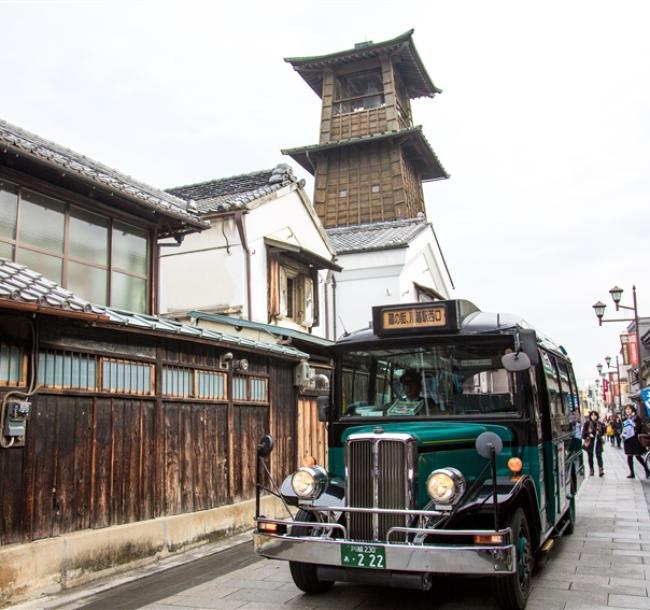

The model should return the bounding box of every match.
[346,436,414,541]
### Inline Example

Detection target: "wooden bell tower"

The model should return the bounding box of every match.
[283,30,448,229]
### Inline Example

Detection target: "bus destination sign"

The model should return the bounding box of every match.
[381,305,447,331]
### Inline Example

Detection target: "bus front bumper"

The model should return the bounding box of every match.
[254,531,516,575]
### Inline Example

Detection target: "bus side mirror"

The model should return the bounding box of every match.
[501,351,532,372]
[257,434,274,458]
[317,396,330,423]
[519,330,539,366]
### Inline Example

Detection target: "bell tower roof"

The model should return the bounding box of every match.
[284,29,441,99]
[282,126,448,182]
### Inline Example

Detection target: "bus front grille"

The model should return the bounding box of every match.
[346,434,417,541]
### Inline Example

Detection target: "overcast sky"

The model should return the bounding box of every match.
[2,0,649,386]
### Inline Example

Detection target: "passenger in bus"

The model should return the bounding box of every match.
[582,410,605,477]
[622,405,650,479]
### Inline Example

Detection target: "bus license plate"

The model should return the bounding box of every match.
[340,543,386,569]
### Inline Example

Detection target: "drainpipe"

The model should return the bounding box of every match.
[234,211,252,321]
[332,274,337,340]
[324,271,331,341]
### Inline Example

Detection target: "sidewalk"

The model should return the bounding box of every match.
[14,443,650,610]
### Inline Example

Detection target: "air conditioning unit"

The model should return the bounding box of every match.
[294,361,311,387]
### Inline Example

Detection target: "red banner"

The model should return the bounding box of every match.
[629,333,639,367]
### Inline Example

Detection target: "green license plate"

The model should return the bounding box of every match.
[340,543,386,569]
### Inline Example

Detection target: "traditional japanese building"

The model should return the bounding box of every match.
[283,29,448,229]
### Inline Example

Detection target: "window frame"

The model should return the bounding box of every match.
[0,178,150,312]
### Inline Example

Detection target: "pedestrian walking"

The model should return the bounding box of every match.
[606,418,616,446]
[582,410,605,477]
[622,404,650,479]
[613,414,622,449]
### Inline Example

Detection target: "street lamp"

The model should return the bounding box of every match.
[597,363,603,376]
[592,284,643,418]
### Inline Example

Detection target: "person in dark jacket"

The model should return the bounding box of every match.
[622,404,649,479]
[612,414,623,449]
[582,410,605,477]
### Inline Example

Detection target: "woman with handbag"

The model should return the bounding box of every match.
[622,404,650,479]
[582,410,605,477]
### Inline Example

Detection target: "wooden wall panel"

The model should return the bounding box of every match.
[232,405,268,502]
[297,398,327,468]
[269,362,297,485]
[0,322,296,545]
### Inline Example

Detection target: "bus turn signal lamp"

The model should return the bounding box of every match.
[258,521,286,535]
[474,534,504,544]
[507,457,523,475]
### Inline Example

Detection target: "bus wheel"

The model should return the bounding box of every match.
[289,509,334,594]
[495,508,533,610]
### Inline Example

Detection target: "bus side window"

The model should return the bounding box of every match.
[557,361,573,431]
[542,352,563,437]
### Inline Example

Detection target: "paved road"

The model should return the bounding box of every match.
[19,444,650,610]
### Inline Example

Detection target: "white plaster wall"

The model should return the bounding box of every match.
[398,227,451,302]
[333,248,406,335]
[159,243,245,314]
[333,227,451,336]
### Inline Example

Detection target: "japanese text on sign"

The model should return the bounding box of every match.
[382,306,446,330]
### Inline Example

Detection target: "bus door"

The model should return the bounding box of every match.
[528,368,550,532]
[539,351,571,524]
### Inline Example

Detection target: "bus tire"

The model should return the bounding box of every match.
[288,510,334,594]
[494,508,533,610]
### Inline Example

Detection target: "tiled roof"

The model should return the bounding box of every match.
[282,127,448,182]
[0,119,207,230]
[0,258,105,314]
[167,164,302,214]
[0,258,307,359]
[326,218,429,254]
[285,29,440,100]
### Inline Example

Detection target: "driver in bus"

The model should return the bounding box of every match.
[386,369,437,415]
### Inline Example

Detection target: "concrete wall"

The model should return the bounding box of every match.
[0,495,284,608]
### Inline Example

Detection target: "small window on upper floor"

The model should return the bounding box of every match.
[334,68,384,115]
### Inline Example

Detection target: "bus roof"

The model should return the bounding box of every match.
[337,301,567,358]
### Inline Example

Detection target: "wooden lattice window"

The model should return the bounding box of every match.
[101,357,154,396]
[162,366,193,398]
[196,370,227,400]
[38,350,98,390]
[0,344,27,387]
[233,375,268,403]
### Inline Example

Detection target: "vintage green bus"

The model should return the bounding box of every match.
[254,300,584,610]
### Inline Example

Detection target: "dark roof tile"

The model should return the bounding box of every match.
[167,164,301,214]
[0,119,207,230]
[327,218,429,254]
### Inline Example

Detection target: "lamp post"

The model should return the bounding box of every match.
[592,285,643,419]
[603,355,623,415]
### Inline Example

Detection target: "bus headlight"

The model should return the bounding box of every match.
[291,466,328,499]
[426,468,466,505]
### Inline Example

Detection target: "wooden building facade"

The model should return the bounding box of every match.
[0,297,305,546]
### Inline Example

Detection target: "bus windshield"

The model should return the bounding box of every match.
[340,340,523,418]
